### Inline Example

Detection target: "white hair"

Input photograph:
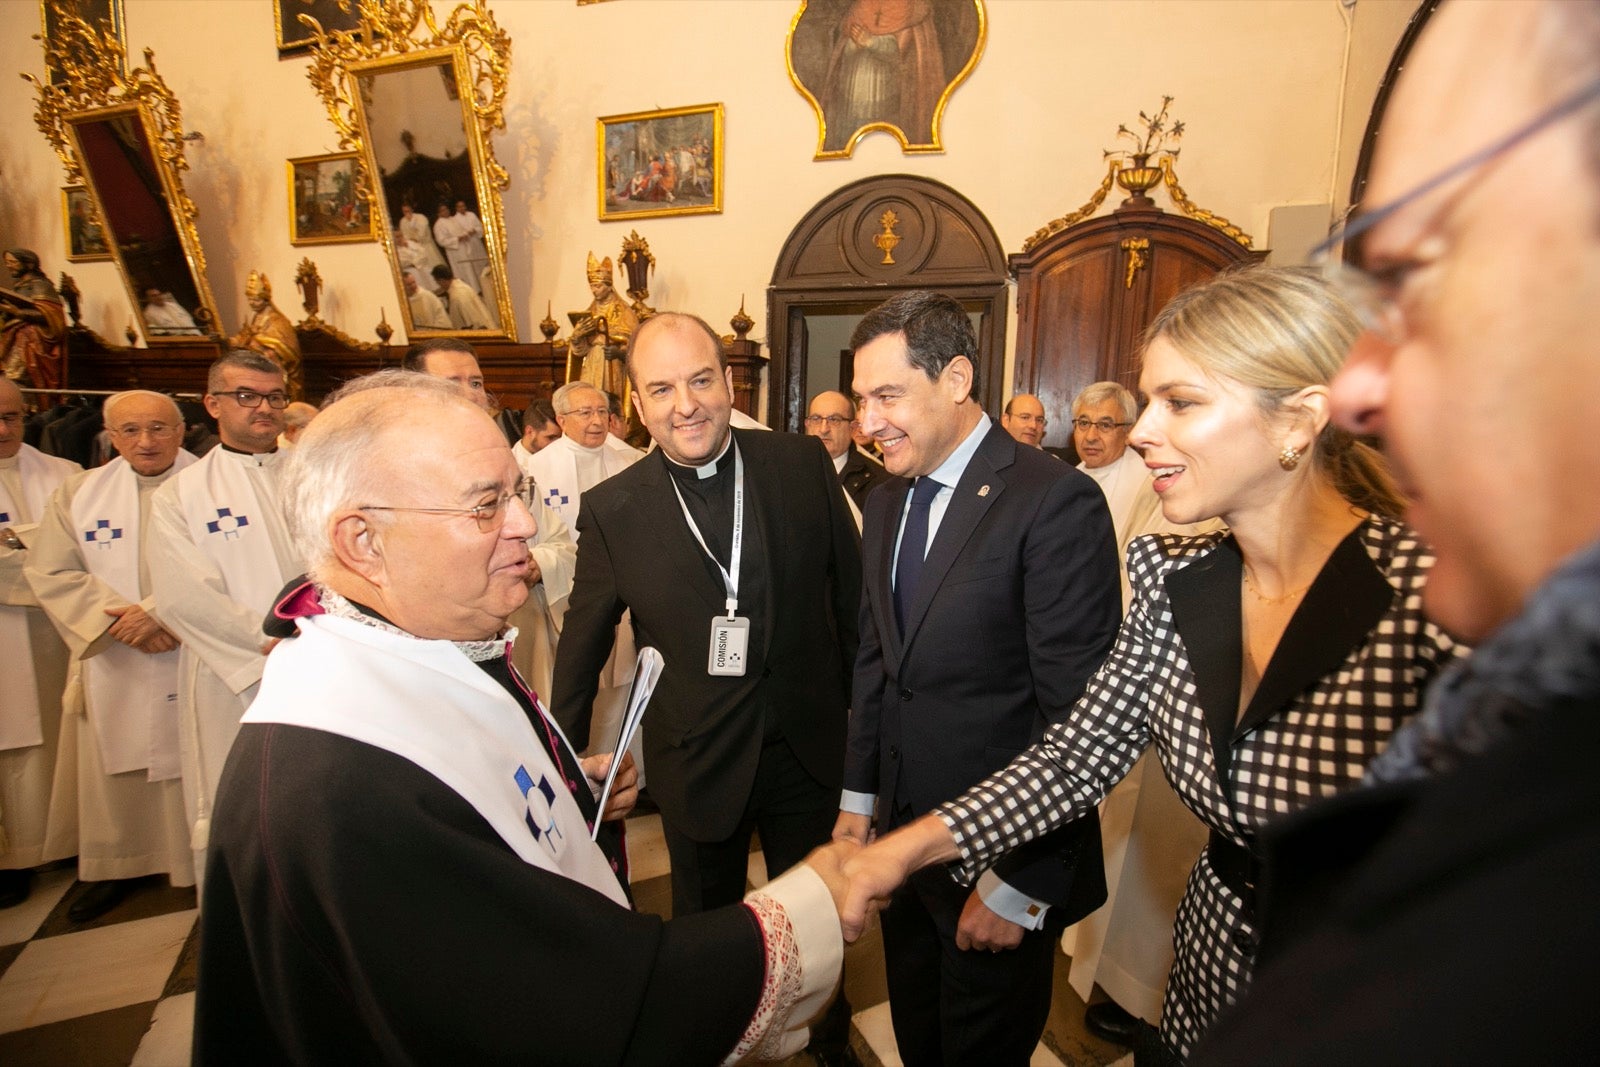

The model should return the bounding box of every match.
[102,389,183,427]
[552,380,604,416]
[280,370,476,576]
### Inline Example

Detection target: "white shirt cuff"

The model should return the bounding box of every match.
[976,869,1050,930]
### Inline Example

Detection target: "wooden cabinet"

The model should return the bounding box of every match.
[1009,205,1262,451]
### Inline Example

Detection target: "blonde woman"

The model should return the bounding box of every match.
[840,266,1466,1060]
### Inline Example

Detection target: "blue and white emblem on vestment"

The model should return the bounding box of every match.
[205,507,250,540]
[515,764,563,856]
[83,518,124,549]
[543,486,570,509]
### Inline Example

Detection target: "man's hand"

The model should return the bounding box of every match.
[803,838,862,922]
[832,810,875,846]
[580,751,637,821]
[956,890,1025,952]
[103,604,179,653]
[838,815,963,943]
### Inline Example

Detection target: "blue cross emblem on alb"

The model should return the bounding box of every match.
[515,764,562,856]
[204,507,250,540]
[83,519,124,549]
[544,487,569,508]
[0,510,11,524]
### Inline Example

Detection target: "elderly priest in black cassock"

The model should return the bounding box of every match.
[193,370,853,1065]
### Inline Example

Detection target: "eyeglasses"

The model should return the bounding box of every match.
[1072,417,1131,434]
[1313,74,1600,342]
[1008,413,1047,426]
[110,423,180,442]
[360,477,532,534]
[213,389,289,410]
[562,406,608,421]
[804,414,851,427]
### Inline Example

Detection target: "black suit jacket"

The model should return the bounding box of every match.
[552,429,861,841]
[846,421,1120,914]
[837,448,889,512]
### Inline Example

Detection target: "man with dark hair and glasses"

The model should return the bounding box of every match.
[1196,2,1600,1062]
[147,350,301,883]
[195,370,858,1063]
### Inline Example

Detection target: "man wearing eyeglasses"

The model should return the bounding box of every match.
[0,377,79,910]
[1195,2,1600,1062]
[195,370,858,1063]
[807,389,887,516]
[147,351,301,882]
[25,391,196,922]
[1000,393,1049,450]
[524,382,644,760]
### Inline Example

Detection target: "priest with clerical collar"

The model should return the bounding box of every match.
[147,350,300,879]
[195,369,855,1064]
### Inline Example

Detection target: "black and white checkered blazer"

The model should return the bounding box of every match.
[936,516,1465,1056]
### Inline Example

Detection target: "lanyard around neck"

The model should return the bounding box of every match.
[667,446,744,619]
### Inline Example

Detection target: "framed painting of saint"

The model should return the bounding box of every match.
[786,0,986,160]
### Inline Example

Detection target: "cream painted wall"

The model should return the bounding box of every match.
[1,0,1414,405]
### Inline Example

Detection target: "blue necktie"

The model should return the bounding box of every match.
[894,476,943,632]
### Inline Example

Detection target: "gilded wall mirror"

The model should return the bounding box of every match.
[304,0,517,340]
[28,12,221,342]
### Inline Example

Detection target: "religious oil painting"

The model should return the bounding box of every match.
[598,103,724,222]
[787,0,986,160]
[62,185,111,261]
[288,152,375,246]
[41,0,125,83]
[274,0,363,56]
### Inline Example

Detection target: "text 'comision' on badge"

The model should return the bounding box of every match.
[708,615,750,677]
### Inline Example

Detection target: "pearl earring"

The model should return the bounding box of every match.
[1278,445,1302,471]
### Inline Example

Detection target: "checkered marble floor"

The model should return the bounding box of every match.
[0,813,1125,1066]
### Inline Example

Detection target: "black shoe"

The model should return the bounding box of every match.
[1085,1000,1140,1045]
[67,879,134,924]
[0,869,31,909]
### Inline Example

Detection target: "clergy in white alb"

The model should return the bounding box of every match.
[397,202,445,276]
[194,371,854,1064]
[449,200,490,293]
[403,273,450,330]
[526,383,644,762]
[1065,381,1212,1028]
[147,353,301,872]
[433,267,494,330]
[0,379,79,899]
[26,391,196,895]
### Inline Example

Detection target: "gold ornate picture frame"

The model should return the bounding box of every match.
[288,152,376,245]
[41,0,125,83]
[62,185,111,261]
[598,103,724,222]
[786,0,986,160]
[273,0,362,56]
[302,0,518,340]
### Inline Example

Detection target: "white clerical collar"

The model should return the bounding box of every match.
[832,450,849,474]
[0,455,17,470]
[663,430,733,480]
[562,435,606,457]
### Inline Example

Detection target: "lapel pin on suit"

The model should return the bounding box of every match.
[978,485,991,497]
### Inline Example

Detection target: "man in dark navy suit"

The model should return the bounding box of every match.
[836,290,1120,1064]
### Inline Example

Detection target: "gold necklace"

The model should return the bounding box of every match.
[1242,567,1312,605]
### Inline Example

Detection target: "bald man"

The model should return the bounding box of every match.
[0,378,78,908]
[28,391,196,921]
[1000,394,1048,449]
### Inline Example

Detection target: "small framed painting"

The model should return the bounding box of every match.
[598,103,724,222]
[288,152,375,245]
[62,185,111,261]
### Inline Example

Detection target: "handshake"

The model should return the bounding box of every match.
[800,811,969,944]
